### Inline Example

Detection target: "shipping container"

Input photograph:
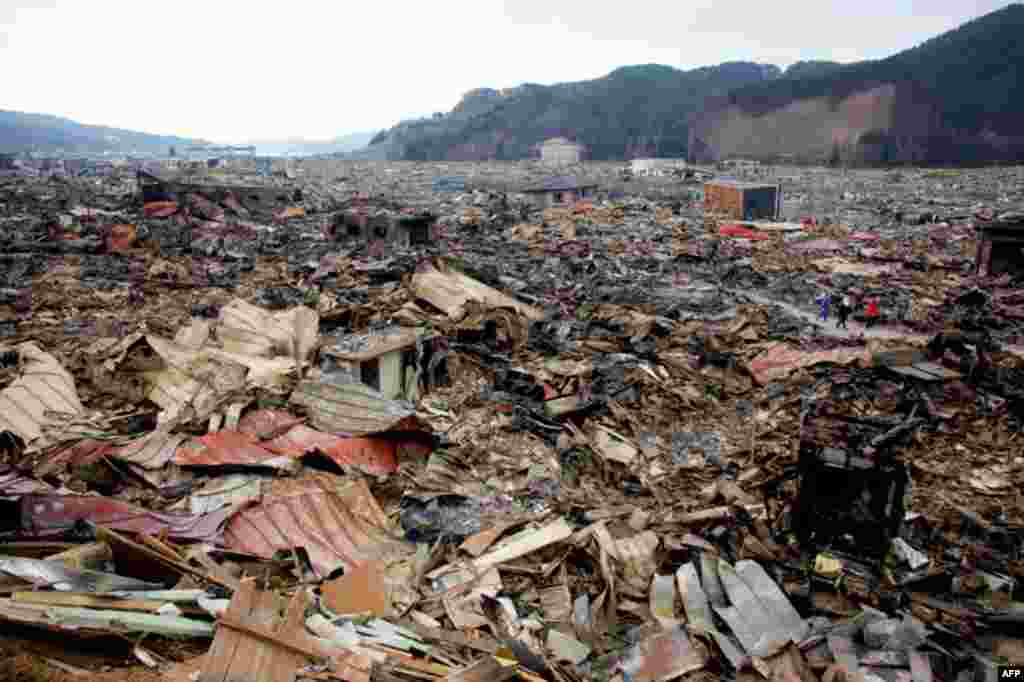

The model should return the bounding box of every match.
[703,180,780,221]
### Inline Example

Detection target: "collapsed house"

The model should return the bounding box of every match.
[975,213,1024,277]
[331,206,435,247]
[319,326,448,401]
[1,161,1024,682]
[522,176,598,208]
[137,170,299,216]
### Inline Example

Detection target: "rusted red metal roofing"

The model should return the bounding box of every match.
[747,343,871,386]
[236,410,306,440]
[173,431,294,471]
[18,494,239,543]
[261,426,399,475]
[237,409,431,475]
[720,224,771,241]
[223,474,408,577]
[142,201,178,218]
[33,431,185,479]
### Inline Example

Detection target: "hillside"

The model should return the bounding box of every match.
[781,61,842,79]
[0,110,203,155]
[689,4,1024,164]
[365,63,782,161]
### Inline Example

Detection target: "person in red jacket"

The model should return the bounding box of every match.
[865,298,881,329]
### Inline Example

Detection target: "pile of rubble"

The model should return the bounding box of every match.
[0,163,1023,682]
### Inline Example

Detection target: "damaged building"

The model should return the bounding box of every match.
[331,207,435,248]
[319,327,448,401]
[704,179,782,221]
[522,176,598,208]
[137,170,298,216]
[975,213,1024,277]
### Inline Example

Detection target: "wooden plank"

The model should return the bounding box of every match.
[12,591,205,616]
[446,658,517,682]
[96,526,239,591]
[200,579,257,682]
[471,518,573,572]
[459,522,519,558]
[399,622,499,654]
[217,610,333,662]
[223,589,279,682]
[264,590,315,682]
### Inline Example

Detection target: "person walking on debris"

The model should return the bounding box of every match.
[836,294,851,329]
[865,297,881,329]
[815,291,832,322]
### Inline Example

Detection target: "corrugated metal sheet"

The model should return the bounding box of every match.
[719,224,771,241]
[703,182,745,220]
[199,582,341,682]
[109,429,187,469]
[223,474,410,577]
[747,344,870,386]
[261,426,399,475]
[143,201,179,218]
[410,261,544,322]
[173,431,296,471]
[237,409,429,475]
[289,381,421,437]
[17,494,240,543]
[0,556,162,592]
[0,343,84,447]
[236,409,306,439]
[186,475,264,515]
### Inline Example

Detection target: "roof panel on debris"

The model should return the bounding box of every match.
[173,430,299,472]
[289,380,422,437]
[17,494,240,543]
[524,176,598,193]
[411,260,543,320]
[0,342,84,446]
[223,475,410,576]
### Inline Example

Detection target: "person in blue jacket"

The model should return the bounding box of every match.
[815,292,832,321]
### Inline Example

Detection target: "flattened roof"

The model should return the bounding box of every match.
[223,474,412,576]
[524,176,598,193]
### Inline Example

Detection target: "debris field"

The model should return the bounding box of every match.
[1,161,1024,682]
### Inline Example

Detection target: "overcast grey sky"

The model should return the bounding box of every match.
[0,1,1014,143]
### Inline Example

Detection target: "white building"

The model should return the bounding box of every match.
[540,137,583,165]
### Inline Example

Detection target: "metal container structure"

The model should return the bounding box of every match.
[704,180,781,221]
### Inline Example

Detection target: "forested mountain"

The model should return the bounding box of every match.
[690,4,1024,164]
[368,4,1024,164]
[0,110,203,155]
[366,63,781,161]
